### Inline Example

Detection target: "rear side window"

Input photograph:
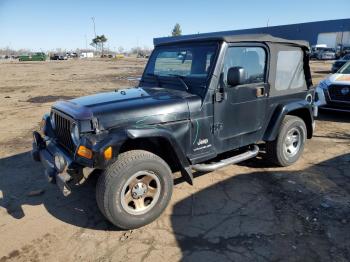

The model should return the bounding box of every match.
[275,50,306,91]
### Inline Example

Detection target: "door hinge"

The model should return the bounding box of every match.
[211,123,223,133]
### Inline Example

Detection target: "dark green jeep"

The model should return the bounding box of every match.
[32,34,316,229]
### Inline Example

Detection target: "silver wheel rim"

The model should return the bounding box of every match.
[283,127,301,158]
[120,171,161,215]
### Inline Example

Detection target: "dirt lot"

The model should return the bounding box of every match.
[0,58,349,262]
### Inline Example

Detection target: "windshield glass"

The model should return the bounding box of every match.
[143,42,218,91]
[342,54,350,60]
[322,48,334,52]
[339,62,350,74]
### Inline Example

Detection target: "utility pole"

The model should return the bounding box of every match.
[91,17,96,38]
[84,34,88,51]
[91,17,97,53]
[340,25,344,56]
[136,38,139,57]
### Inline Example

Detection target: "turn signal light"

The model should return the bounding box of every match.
[77,145,92,159]
[104,146,112,160]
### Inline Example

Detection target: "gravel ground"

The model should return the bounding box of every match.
[0,58,349,262]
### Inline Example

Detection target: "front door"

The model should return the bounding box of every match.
[214,44,269,152]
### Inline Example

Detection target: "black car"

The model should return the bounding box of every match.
[32,34,316,229]
[50,54,65,60]
[332,54,350,73]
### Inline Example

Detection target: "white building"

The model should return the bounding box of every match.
[80,52,94,58]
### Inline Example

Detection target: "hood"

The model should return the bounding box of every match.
[52,86,201,130]
[327,74,350,85]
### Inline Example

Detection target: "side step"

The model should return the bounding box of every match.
[192,145,259,172]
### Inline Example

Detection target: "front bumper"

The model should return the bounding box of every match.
[32,131,79,196]
[320,104,350,112]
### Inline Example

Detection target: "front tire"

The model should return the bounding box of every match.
[266,115,307,167]
[96,150,173,229]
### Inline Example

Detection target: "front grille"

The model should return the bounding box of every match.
[53,112,76,152]
[328,85,350,103]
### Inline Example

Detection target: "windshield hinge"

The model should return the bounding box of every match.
[214,91,225,102]
[91,117,101,133]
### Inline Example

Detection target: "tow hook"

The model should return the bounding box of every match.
[56,172,72,196]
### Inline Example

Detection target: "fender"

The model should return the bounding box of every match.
[263,99,313,141]
[92,127,193,184]
[126,128,193,185]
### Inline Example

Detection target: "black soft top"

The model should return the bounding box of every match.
[154,34,309,49]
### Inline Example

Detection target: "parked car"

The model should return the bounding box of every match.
[332,54,350,73]
[336,45,350,58]
[19,52,46,61]
[310,44,327,59]
[315,61,350,112]
[50,54,65,60]
[317,48,336,60]
[32,34,316,229]
[68,52,78,58]
[137,52,150,58]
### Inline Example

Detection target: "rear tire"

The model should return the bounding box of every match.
[96,150,173,229]
[266,115,306,167]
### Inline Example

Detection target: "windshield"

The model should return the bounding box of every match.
[322,48,334,52]
[339,62,350,74]
[142,42,218,93]
[341,54,350,60]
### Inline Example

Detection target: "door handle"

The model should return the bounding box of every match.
[256,87,265,97]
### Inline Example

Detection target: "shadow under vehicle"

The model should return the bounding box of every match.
[171,153,350,262]
[31,34,317,229]
[0,151,116,231]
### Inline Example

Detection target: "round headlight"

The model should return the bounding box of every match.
[70,123,80,145]
[54,153,66,173]
[50,112,55,129]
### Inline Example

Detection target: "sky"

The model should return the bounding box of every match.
[0,0,349,51]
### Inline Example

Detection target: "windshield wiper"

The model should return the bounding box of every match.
[167,74,189,91]
[145,73,162,87]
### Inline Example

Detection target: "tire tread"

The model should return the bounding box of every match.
[96,150,171,229]
[266,115,306,167]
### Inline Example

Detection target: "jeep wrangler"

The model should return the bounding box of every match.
[32,34,316,229]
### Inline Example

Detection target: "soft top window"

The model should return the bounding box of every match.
[275,49,307,92]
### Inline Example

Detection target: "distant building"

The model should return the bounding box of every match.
[80,52,94,58]
[154,18,350,49]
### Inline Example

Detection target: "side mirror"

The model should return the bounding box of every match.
[227,66,246,86]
